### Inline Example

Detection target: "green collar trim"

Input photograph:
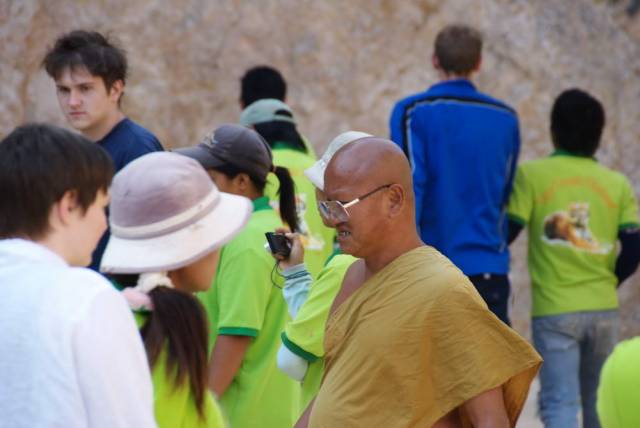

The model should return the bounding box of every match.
[551,149,596,160]
[253,196,272,212]
[272,141,307,153]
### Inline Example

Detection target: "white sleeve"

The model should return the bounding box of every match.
[277,342,309,382]
[73,288,157,428]
[281,264,313,318]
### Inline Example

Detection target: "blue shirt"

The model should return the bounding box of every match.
[389,79,520,275]
[89,118,164,271]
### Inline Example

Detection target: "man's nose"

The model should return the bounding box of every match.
[68,90,82,107]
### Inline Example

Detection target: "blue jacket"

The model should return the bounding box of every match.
[389,79,520,275]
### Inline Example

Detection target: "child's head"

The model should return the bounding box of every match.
[101,152,252,417]
[0,123,113,265]
[240,98,307,153]
[551,88,605,157]
[175,124,300,232]
[101,151,251,283]
[240,65,287,108]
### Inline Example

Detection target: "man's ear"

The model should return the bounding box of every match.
[51,190,79,228]
[386,184,405,217]
[432,54,441,71]
[108,79,125,104]
[472,56,482,73]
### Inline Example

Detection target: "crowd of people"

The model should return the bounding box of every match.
[0,23,638,428]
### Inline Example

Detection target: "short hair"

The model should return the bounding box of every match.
[434,24,483,75]
[240,65,287,107]
[551,88,605,157]
[0,123,114,240]
[42,30,127,91]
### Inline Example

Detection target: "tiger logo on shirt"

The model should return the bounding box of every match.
[542,202,612,254]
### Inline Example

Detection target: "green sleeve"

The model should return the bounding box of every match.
[507,166,532,226]
[216,246,273,337]
[283,255,355,359]
[618,177,640,230]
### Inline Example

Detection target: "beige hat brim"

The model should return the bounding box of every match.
[100,192,252,274]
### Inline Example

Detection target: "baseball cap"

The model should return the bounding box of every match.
[100,152,252,274]
[240,98,297,126]
[304,131,372,190]
[174,124,274,180]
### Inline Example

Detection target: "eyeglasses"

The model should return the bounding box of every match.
[318,184,393,223]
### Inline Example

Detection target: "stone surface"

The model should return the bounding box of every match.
[2,0,640,341]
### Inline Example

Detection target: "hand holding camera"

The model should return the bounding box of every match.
[266,229,304,270]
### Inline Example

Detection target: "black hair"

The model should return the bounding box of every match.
[551,88,605,157]
[0,123,113,240]
[114,273,210,420]
[213,163,300,232]
[253,110,307,153]
[240,65,287,107]
[43,30,127,92]
[142,286,210,419]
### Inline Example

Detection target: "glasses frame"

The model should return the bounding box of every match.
[319,184,393,222]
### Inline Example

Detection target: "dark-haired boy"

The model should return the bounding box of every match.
[240,65,287,109]
[0,123,155,427]
[43,30,163,271]
[508,89,640,428]
[239,65,316,158]
[389,24,520,325]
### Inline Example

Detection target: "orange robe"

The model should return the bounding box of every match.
[309,246,541,427]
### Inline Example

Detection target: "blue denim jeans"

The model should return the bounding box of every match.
[533,310,619,428]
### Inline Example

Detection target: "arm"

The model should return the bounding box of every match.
[294,398,315,428]
[277,344,309,381]
[461,386,509,428]
[74,288,156,428]
[389,101,406,150]
[409,108,429,235]
[273,232,312,317]
[507,218,524,245]
[615,228,640,286]
[282,264,313,317]
[208,334,252,397]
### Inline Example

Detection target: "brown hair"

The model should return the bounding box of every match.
[43,30,127,92]
[434,24,482,75]
[141,286,210,419]
[0,123,113,240]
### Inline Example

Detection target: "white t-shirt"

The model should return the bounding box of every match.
[0,239,156,428]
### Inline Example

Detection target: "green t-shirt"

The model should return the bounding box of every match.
[508,151,639,317]
[265,143,336,279]
[134,312,226,428]
[198,197,301,428]
[597,336,640,428]
[282,254,357,407]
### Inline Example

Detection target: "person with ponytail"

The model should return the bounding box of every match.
[100,152,253,428]
[175,124,302,428]
[241,99,335,278]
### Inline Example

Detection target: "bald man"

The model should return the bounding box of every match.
[296,138,541,428]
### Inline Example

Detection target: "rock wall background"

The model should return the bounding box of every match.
[2,0,640,338]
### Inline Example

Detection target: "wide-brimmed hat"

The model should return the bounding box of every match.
[100,152,252,274]
[304,131,372,191]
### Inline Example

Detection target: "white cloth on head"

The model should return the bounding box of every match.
[0,239,156,428]
[135,272,174,293]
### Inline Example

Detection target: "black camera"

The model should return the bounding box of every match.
[265,232,292,258]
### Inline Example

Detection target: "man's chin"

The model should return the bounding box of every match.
[66,117,92,132]
[338,242,359,257]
